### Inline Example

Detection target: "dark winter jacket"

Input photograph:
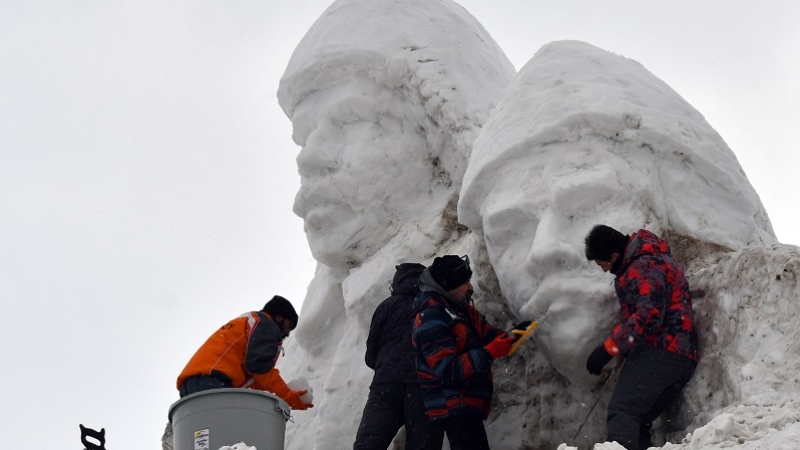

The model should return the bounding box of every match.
[412,270,504,421]
[366,263,426,385]
[605,229,699,362]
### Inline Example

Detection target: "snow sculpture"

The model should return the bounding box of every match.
[458,40,777,386]
[278,0,514,270]
[277,5,800,449]
[277,0,514,447]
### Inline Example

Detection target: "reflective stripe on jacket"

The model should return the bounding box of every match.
[176,311,295,401]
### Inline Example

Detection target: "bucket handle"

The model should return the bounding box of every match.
[276,404,294,423]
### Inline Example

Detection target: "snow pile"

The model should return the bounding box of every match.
[217,444,255,450]
[666,243,800,449]
[286,377,314,405]
[275,1,800,449]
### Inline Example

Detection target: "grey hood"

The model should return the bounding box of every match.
[418,269,467,307]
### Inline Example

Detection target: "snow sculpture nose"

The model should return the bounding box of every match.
[296,131,340,178]
[527,209,585,272]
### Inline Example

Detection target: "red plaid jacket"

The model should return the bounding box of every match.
[604,229,699,362]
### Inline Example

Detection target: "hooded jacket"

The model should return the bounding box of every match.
[176,311,304,407]
[605,229,699,362]
[365,263,426,384]
[412,269,504,421]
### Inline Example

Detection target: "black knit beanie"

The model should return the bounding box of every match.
[429,255,473,291]
[263,295,299,329]
[584,225,630,262]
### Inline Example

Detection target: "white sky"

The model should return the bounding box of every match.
[0,1,797,449]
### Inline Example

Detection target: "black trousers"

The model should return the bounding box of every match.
[353,383,444,450]
[178,374,232,398]
[606,345,696,450]
[439,412,490,450]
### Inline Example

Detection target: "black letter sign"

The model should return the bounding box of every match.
[79,424,107,450]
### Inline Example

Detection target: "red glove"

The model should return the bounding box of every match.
[286,389,314,410]
[485,333,516,360]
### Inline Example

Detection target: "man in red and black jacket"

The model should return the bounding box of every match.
[412,255,517,450]
[584,225,698,450]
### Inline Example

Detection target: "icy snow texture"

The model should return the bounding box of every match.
[276,1,800,449]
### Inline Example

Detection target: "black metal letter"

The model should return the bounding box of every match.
[79,424,106,450]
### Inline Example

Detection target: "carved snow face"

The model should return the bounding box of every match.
[289,77,432,268]
[459,39,775,384]
[481,139,655,318]
[473,138,661,385]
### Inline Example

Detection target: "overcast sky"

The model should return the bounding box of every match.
[1,1,798,448]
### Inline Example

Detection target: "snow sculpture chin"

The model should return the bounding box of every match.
[459,40,776,385]
[277,0,514,447]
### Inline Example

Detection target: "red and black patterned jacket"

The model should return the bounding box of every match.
[603,229,699,362]
[412,270,504,421]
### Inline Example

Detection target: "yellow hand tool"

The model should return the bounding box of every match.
[507,320,538,356]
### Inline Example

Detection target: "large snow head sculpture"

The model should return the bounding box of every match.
[459,40,776,384]
[278,0,514,269]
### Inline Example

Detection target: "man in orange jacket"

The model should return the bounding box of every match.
[176,295,313,410]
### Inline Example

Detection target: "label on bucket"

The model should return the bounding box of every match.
[193,429,210,450]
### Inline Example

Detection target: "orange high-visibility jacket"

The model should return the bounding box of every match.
[177,311,294,402]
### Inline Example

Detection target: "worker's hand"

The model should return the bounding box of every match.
[286,389,314,410]
[511,320,532,332]
[586,345,613,375]
[485,333,516,360]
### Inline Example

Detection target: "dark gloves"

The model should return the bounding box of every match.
[586,345,613,375]
[485,333,516,360]
[512,320,532,332]
[506,320,538,356]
